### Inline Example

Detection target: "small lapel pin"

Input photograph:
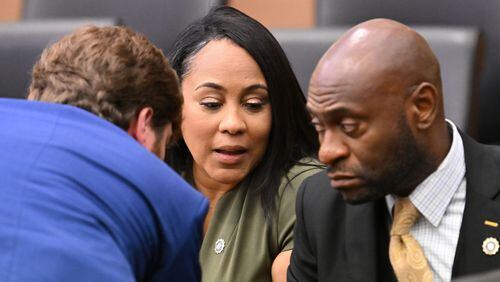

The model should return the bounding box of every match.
[482,237,499,256]
[484,220,499,228]
[214,238,225,254]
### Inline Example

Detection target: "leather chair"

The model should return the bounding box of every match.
[0,18,117,99]
[315,0,498,142]
[272,26,484,136]
[22,0,221,53]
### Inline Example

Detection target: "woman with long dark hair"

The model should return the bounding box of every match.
[167,6,322,282]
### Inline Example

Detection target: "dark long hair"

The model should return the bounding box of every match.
[167,6,319,220]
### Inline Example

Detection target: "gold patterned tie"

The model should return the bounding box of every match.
[389,198,433,282]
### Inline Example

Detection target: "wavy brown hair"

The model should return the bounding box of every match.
[28,25,181,134]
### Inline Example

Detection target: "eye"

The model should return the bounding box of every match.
[311,119,326,134]
[339,121,359,135]
[243,97,267,112]
[312,123,326,143]
[200,97,221,110]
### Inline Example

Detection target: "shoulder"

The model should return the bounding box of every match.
[274,158,326,228]
[296,169,346,214]
[461,132,500,198]
[462,132,500,159]
[278,158,325,196]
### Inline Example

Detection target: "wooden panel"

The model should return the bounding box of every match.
[0,0,22,22]
[229,0,316,28]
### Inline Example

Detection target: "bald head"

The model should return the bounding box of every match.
[311,19,442,99]
[308,19,451,202]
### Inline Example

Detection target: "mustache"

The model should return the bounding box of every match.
[326,163,363,175]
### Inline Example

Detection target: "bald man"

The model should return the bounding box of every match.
[288,19,500,282]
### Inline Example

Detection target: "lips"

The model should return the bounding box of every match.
[327,173,363,189]
[213,145,248,164]
[214,145,248,154]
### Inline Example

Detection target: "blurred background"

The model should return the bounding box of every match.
[1,0,499,144]
[0,0,316,27]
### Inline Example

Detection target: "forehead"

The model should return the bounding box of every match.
[309,63,367,105]
[184,39,265,83]
[307,84,366,118]
[307,64,402,118]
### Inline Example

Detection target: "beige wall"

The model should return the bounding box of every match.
[230,0,316,28]
[0,1,316,27]
[0,0,22,21]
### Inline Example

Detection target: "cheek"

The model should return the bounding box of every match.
[248,109,272,158]
[349,133,389,170]
[180,104,216,163]
[353,127,403,175]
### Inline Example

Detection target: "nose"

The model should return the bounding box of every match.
[219,107,247,135]
[318,131,350,165]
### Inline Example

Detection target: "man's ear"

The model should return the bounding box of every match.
[407,82,440,131]
[127,107,155,147]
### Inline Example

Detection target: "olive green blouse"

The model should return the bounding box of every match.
[199,159,323,282]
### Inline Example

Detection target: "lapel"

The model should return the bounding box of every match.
[345,199,397,282]
[452,133,500,277]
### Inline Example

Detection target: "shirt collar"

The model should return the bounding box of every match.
[386,120,466,227]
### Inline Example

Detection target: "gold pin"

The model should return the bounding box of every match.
[482,237,499,256]
[484,220,498,228]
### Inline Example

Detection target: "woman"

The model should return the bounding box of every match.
[167,6,323,282]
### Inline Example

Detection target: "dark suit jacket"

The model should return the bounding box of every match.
[453,268,500,282]
[288,132,500,281]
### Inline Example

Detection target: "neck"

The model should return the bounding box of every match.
[394,120,452,197]
[428,120,452,168]
[193,168,235,204]
[192,165,236,235]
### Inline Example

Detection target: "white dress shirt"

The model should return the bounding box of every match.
[386,120,466,282]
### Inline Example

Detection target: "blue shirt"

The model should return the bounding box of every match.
[0,99,208,282]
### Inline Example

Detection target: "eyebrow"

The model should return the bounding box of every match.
[308,105,361,122]
[244,84,268,93]
[327,107,354,116]
[195,82,268,94]
[195,82,224,91]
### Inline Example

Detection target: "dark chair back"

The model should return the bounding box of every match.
[315,0,498,142]
[273,26,484,136]
[22,0,220,53]
[0,18,117,99]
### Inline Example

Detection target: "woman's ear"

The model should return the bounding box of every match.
[406,82,440,131]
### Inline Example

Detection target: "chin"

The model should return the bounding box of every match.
[340,187,385,205]
[211,169,248,186]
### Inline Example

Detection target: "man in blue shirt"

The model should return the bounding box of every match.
[0,26,208,281]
